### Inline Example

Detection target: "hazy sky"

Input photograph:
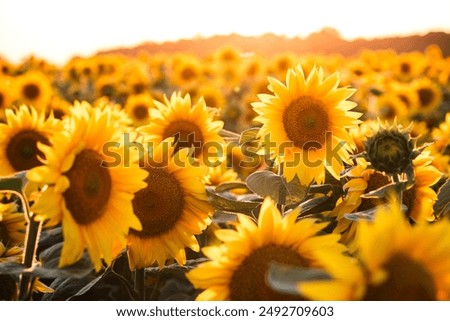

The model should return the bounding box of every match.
[1,0,450,65]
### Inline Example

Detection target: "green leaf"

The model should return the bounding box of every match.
[344,204,408,222]
[238,127,260,145]
[434,178,450,219]
[34,243,94,279]
[246,171,308,205]
[0,174,25,194]
[215,181,249,193]
[0,261,25,275]
[212,211,239,224]
[297,196,329,215]
[267,262,331,296]
[206,186,261,215]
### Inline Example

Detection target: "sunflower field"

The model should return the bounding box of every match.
[0,44,449,302]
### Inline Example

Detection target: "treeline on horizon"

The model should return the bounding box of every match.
[98,28,450,58]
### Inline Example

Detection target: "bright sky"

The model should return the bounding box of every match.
[1,0,450,65]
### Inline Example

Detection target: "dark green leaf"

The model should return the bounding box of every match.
[267,262,331,296]
[35,243,93,279]
[0,261,25,275]
[298,196,329,215]
[0,172,26,194]
[434,178,450,219]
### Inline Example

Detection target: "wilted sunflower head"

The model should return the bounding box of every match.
[362,121,423,177]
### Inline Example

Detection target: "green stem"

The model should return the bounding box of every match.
[18,216,42,301]
[134,268,145,300]
[392,174,404,211]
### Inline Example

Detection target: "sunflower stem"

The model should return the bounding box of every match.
[134,268,146,300]
[18,215,42,301]
[277,163,285,214]
[392,174,404,212]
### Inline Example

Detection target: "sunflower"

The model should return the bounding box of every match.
[431,113,450,154]
[402,152,442,223]
[206,161,240,187]
[137,92,224,160]
[192,83,226,111]
[124,93,154,127]
[127,139,212,269]
[394,52,426,82]
[26,102,148,271]
[300,201,450,300]
[332,159,391,245]
[0,201,26,246]
[357,202,450,300]
[13,71,53,112]
[0,78,13,121]
[411,77,443,115]
[252,64,361,184]
[0,105,62,176]
[375,92,408,121]
[187,197,347,301]
[0,242,53,300]
[170,55,204,90]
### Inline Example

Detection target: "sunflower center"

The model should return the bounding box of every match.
[400,63,411,74]
[6,129,49,171]
[100,84,115,98]
[0,275,18,300]
[181,67,196,81]
[162,120,204,157]
[229,244,307,301]
[63,149,112,225]
[131,167,184,237]
[0,93,4,107]
[132,104,149,120]
[379,104,396,120]
[282,96,329,148]
[133,83,146,94]
[22,83,40,100]
[398,94,410,107]
[357,172,390,212]
[363,253,436,300]
[417,88,434,107]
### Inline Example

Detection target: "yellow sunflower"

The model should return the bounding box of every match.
[402,152,442,223]
[0,78,13,120]
[252,64,361,184]
[124,93,154,127]
[137,92,224,160]
[431,112,450,153]
[127,139,212,269]
[300,201,450,300]
[412,77,443,115]
[357,202,450,300]
[187,197,347,300]
[375,92,408,121]
[0,105,62,176]
[332,159,391,245]
[0,201,26,246]
[26,102,148,271]
[13,71,53,112]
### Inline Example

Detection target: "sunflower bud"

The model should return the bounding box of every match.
[363,122,420,177]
